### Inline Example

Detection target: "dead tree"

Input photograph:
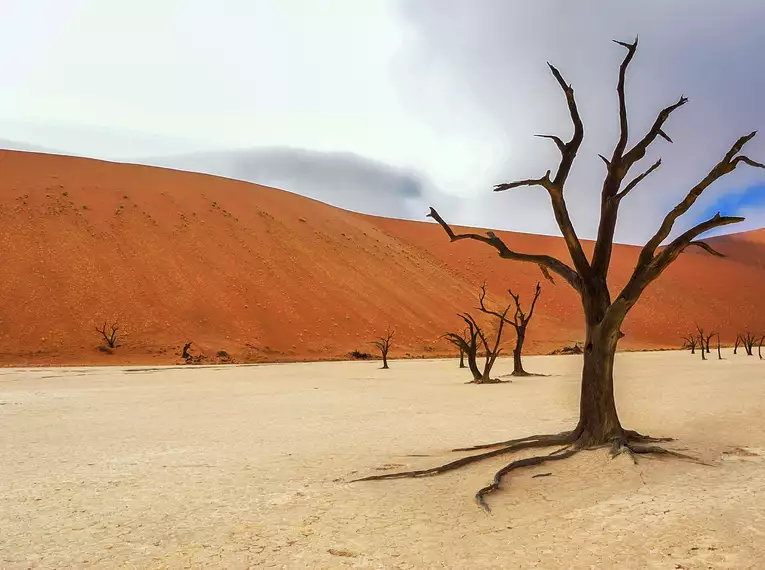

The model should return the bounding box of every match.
[182,341,193,360]
[680,333,698,354]
[443,327,471,371]
[734,335,741,355]
[444,326,480,380]
[717,334,722,360]
[498,282,542,376]
[471,287,515,383]
[355,38,754,510]
[95,322,119,348]
[738,332,757,356]
[703,331,714,354]
[695,326,715,361]
[372,327,394,370]
[759,336,764,360]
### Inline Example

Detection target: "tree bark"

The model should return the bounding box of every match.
[382,352,389,369]
[513,329,527,376]
[572,293,625,446]
[467,344,482,381]
[459,348,466,368]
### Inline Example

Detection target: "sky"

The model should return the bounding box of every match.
[1,1,765,243]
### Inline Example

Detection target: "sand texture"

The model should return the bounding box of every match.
[2,350,764,569]
[1,150,765,366]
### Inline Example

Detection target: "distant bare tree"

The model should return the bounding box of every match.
[680,333,698,355]
[182,341,193,360]
[497,282,542,376]
[443,327,476,374]
[759,336,764,360]
[463,310,509,384]
[372,327,394,370]
[696,326,707,361]
[717,334,722,360]
[737,332,758,356]
[444,319,476,379]
[695,326,715,361]
[95,322,119,349]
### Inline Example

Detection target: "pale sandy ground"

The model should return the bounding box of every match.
[1,351,765,569]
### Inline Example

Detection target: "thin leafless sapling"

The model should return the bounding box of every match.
[680,333,698,355]
[443,327,477,375]
[737,332,758,356]
[95,322,119,349]
[355,38,753,510]
[372,327,394,370]
[500,282,542,376]
[695,326,715,361]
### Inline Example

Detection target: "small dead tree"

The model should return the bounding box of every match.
[759,336,764,360]
[464,311,508,384]
[354,38,752,510]
[372,327,394,370]
[717,334,722,360]
[442,329,469,368]
[182,341,193,360]
[680,333,698,354]
[696,326,707,361]
[738,332,757,356]
[443,320,475,378]
[95,322,119,348]
[695,326,715,361]
[498,282,542,376]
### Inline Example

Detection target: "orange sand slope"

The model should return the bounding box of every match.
[0,150,763,365]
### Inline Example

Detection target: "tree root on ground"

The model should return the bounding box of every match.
[466,378,511,384]
[352,429,710,512]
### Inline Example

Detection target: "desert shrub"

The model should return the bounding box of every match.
[349,350,374,360]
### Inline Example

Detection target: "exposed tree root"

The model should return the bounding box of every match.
[466,378,511,384]
[476,448,579,512]
[623,429,674,443]
[610,438,712,466]
[452,430,574,452]
[351,436,570,482]
[353,428,708,511]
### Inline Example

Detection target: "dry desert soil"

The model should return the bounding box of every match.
[2,350,764,569]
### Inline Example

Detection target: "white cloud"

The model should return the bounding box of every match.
[1,1,764,243]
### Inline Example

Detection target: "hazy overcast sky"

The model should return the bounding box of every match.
[2,1,765,241]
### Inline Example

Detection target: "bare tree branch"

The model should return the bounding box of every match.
[535,134,565,153]
[611,37,638,162]
[638,132,762,268]
[618,213,743,304]
[494,171,553,192]
[426,207,581,291]
[622,95,688,169]
[615,159,662,200]
[686,240,726,257]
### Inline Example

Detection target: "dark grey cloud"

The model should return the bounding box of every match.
[394,0,765,243]
[138,148,461,222]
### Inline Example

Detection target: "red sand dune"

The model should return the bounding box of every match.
[0,150,763,366]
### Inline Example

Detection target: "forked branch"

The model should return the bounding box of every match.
[426,207,581,291]
[638,131,763,268]
[493,62,590,277]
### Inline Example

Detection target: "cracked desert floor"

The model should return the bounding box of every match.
[2,351,765,569]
